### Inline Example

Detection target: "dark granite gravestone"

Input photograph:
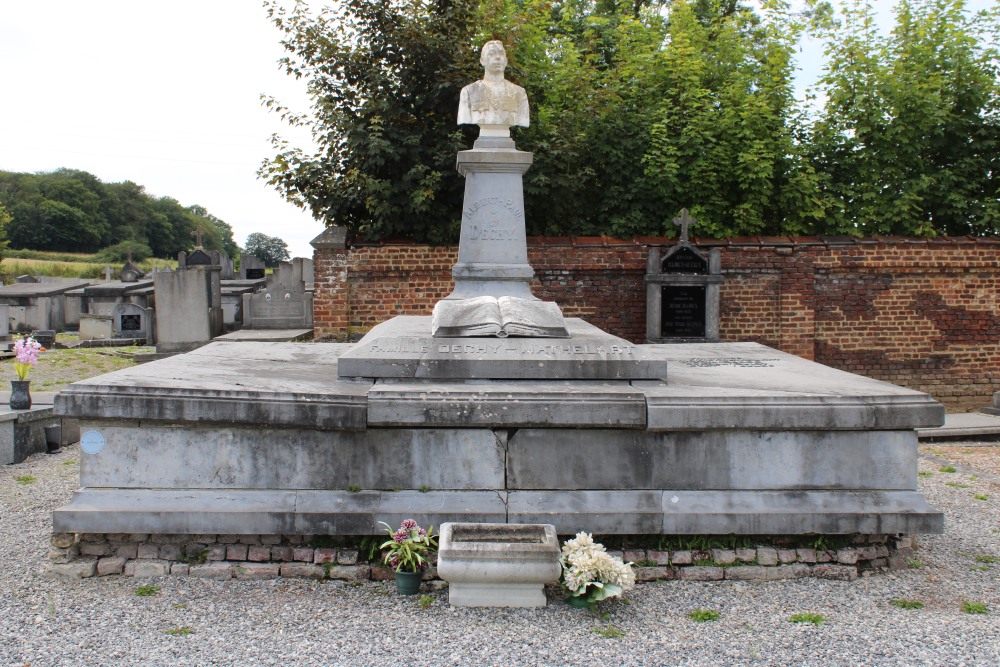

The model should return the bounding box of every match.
[645,209,723,343]
[185,249,213,266]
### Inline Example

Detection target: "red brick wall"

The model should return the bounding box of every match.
[312,236,1000,411]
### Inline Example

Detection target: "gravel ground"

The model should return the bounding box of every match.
[1,444,998,667]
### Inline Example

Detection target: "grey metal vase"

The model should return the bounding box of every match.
[9,380,30,410]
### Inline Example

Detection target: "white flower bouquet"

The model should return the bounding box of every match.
[560,532,635,609]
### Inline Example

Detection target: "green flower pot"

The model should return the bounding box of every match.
[394,570,422,595]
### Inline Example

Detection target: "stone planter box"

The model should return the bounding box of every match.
[437,522,561,607]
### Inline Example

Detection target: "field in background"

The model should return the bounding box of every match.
[1,251,176,281]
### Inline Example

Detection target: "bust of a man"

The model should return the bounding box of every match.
[457,41,529,133]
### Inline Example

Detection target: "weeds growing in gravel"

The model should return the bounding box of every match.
[14,475,36,484]
[946,482,970,488]
[973,555,998,564]
[419,594,434,609]
[906,559,924,569]
[975,494,989,501]
[135,585,160,596]
[938,466,957,473]
[689,609,720,622]
[165,626,195,636]
[789,613,824,625]
[961,601,988,615]
[890,599,923,610]
[591,626,625,639]
[917,471,933,477]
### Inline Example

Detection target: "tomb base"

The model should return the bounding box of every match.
[53,317,945,538]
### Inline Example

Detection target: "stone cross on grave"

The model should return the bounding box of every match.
[104,265,113,282]
[193,227,204,249]
[673,208,696,244]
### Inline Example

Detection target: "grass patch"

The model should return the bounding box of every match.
[164,626,195,636]
[974,555,999,564]
[890,599,923,610]
[938,466,957,473]
[135,584,161,596]
[969,566,990,572]
[906,559,924,569]
[346,485,361,493]
[689,609,720,622]
[975,494,989,501]
[945,482,970,488]
[418,485,431,493]
[789,613,824,626]
[917,471,933,477]
[171,603,188,609]
[961,601,988,615]
[3,347,148,394]
[591,626,625,639]
[14,475,37,485]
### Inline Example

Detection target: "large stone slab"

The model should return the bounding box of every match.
[53,489,509,535]
[55,342,369,430]
[337,316,669,380]
[367,380,646,428]
[78,423,505,490]
[640,342,943,431]
[505,429,918,491]
[507,490,943,535]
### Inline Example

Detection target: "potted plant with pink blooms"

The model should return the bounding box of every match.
[379,519,438,595]
[9,335,43,410]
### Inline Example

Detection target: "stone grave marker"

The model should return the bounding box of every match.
[241,258,313,330]
[240,253,266,280]
[112,303,150,340]
[645,209,723,343]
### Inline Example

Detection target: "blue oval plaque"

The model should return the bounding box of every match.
[80,430,105,455]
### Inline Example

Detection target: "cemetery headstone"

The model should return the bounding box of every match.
[153,267,222,354]
[645,209,723,343]
[240,253,266,280]
[241,258,313,330]
[112,303,149,340]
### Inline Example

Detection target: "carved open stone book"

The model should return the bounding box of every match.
[432,296,569,338]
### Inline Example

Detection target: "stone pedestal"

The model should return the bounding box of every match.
[447,138,535,301]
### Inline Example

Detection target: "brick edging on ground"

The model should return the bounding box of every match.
[48,533,917,583]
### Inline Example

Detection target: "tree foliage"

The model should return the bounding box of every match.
[0,169,238,256]
[245,232,291,267]
[263,0,1000,241]
[807,0,1000,236]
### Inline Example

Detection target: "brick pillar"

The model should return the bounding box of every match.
[310,227,350,341]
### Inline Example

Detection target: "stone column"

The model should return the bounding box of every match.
[446,137,535,300]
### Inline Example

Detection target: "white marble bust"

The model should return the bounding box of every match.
[458,41,529,135]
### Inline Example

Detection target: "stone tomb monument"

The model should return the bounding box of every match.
[52,43,943,556]
[645,210,723,343]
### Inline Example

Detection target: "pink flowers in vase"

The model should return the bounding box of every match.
[12,336,43,381]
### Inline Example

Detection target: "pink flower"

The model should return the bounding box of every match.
[12,337,42,381]
[400,519,418,530]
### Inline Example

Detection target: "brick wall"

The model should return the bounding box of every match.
[313,235,1000,411]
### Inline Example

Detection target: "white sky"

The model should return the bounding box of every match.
[0,1,994,259]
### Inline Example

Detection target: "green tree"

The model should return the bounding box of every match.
[0,203,10,259]
[263,0,827,241]
[244,232,290,267]
[807,0,1000,235]
[261,0,480,244]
